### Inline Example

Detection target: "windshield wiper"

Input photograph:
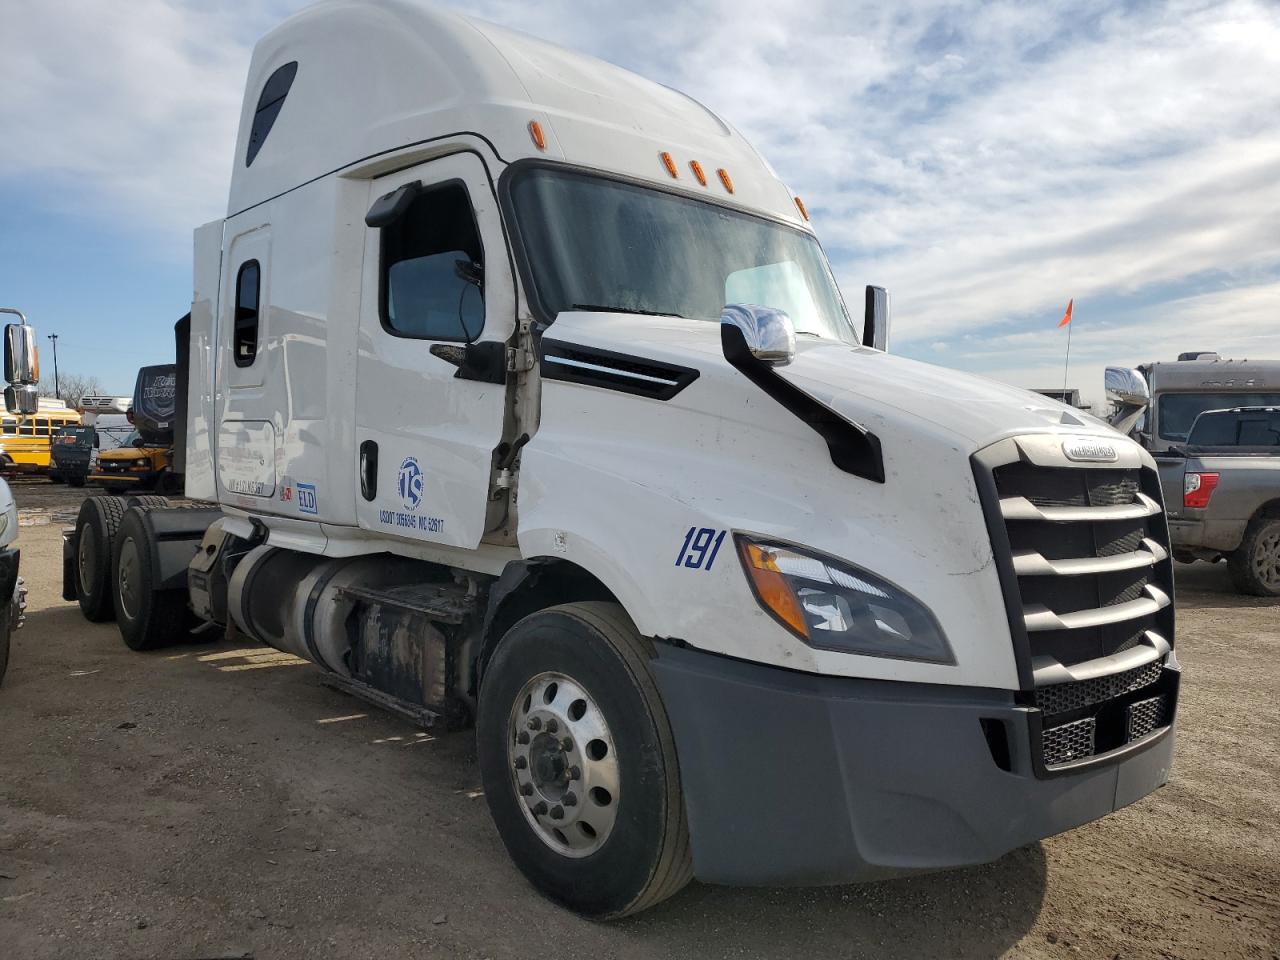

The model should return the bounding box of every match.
[570,303,687,319]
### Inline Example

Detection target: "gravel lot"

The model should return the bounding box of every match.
[1,480,1277,959]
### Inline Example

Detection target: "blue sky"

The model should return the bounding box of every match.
[2,0,1277,402]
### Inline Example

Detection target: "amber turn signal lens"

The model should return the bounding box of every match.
[528,120,546,151]
[738,540,808,639]
[689,160,707,186]
[717,167,734,194]
[660,151,679,178]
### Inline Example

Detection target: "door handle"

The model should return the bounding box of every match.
[360,440,378,501]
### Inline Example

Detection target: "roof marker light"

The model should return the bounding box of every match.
[660,151,679,178]
[690,160,708,186]
[717,167,734,194]
[528,120,546,151]
[794,196,810,221]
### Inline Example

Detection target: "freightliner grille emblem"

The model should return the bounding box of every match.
[1063,438,1118,462]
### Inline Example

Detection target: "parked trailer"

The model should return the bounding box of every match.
[39,1,1180,918]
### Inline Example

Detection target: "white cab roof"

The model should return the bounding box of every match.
[230,0,805,227]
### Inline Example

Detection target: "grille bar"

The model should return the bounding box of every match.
[1023,583,1171,632]
[999,492,1162,523]
[1012,538,1167,577]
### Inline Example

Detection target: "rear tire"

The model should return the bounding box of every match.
[73,497,127,622]
[477,601,692,918]
[112,508,191,651]
[69,476,86,488]
[1228,517,1280,597]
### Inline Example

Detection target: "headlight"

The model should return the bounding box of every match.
[735,535,954,664]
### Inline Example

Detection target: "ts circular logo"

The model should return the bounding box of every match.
[397,456,424,511]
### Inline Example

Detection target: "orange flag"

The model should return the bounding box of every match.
[1058,298,1073,328]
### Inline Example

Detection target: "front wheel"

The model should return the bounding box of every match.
[476,602,692,918]
[1228,517,1280,596]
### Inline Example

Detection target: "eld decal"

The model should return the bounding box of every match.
[1063,438,1118,463]
[297,482,319,515]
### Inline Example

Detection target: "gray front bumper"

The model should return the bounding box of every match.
[651,644,1175,886]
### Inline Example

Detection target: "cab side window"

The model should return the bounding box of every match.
[234,260,261,368]
[380,181,484,342]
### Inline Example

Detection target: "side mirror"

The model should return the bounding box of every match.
[2,312,40,416]
[862,285,890,352]
[1105,366,1150,407]
[1105,366,1150,436]
[720,304,795,365]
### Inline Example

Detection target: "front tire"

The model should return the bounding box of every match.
[477,602,692,918]
[1228,517,1280,596]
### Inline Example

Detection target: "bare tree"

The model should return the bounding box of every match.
[39,373,107,409]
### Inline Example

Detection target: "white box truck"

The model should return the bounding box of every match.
[37,0,1180,917]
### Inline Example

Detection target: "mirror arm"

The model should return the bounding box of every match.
[721,323,885,484]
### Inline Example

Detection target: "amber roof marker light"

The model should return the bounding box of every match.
[528,120,546,151]
[660,151,679,178]
[794,196,810,221]
[717,167,734,194]
[689,160,708,186]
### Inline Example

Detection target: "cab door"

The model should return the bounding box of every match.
[354,151,515,549]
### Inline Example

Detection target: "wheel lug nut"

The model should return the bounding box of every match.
[520,783,533,796]
[514,756,527,770]
[516,731,530,745]
[528,717,541,731]
[550,805,564,820]
[568,765,581,780]
[563,791,577,807]
[534,801,547,815]
[560,737,573,752]
[546,719,559,734]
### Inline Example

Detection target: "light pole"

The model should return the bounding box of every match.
[46,333,60,398]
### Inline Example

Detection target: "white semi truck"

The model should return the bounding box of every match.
[40,0,1181,917]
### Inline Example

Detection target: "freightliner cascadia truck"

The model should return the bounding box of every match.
[42,0,1180,917]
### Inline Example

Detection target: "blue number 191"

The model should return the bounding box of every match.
[675,526,726,571]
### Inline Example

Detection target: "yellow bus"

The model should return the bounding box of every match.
[0,398,83,473]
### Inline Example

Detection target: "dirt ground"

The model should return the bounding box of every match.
[1,479,1277,960]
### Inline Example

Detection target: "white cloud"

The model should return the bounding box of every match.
[2,0,1276,387]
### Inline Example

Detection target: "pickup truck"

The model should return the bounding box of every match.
[1156,407,1280,595]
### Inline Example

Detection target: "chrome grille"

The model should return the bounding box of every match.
[973,435,1177,773]
[1042,717,1096,766]
[1036,659,1164,717]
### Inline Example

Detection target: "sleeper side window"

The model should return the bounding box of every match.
[234,260,261,368]
[246,61,298,167]
[379,181,485,342]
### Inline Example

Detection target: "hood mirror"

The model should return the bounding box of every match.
[720,304,795,366]
[862,285,890,352]
[2,309,40,416]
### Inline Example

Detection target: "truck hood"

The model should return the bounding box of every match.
[550,311,1114,454]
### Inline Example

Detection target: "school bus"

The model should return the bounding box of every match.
[0,398,83,474]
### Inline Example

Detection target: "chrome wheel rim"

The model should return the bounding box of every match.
[117,537,141,621]
[507,672,619,858]
[1254,527,1280,590]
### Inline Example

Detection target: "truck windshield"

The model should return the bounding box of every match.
[509,168,858,344]
[1159,392,1280,441]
